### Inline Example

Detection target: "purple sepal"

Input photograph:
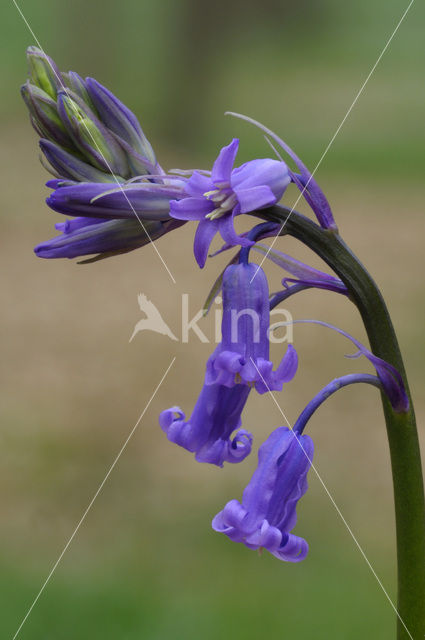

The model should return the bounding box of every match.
[207,262,298,393]
[169,138,290,268]
[212,426,313,562]
[159,380,252,467]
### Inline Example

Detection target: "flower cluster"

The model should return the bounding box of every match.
[160,259,312,561]
[22,47,184,261]
[22,48,410,564]
[22,48,291,263]
[160,260,298,466]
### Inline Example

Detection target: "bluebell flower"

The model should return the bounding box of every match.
[169,138,291,267]
[206,261,298,393]
[159,367,253,467]
[160,258,297,465]
[212,426,313,562]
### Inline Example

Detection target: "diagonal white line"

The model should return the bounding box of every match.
[11,0,177,284]
[249,357,413,639]
[247,0,414,282]
[11,357,176,640]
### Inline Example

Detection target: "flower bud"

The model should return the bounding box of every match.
[26,46,62,99]
[21,81,72,148]
[34,217,178,261]
[62,71,96,111]
[57,91,129,177]
[40,139,120,183]
[86,77,157,174]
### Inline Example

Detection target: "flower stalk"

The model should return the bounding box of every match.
[254,205,425,640]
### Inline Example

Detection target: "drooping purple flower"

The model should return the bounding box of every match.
[169,138,291,267]
[206,261,298,393]
[212,426,313,562]
[159,368,253,467]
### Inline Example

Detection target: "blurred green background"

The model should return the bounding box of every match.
[1,1,424,638]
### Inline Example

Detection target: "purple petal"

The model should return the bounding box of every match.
[273,533,309,562]
[193,219,219,268]
[169,197,214,221]
[218,210,253,248]
[212,426,313,562]
[159,379,252,467]
[231,158,290,202]
[211,138,239,185]
[234,185,276,214]
[185,171,213,197]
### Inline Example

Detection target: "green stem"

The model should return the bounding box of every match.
[254,206,425,639]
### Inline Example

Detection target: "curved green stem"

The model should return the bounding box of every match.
[253,205,425,639]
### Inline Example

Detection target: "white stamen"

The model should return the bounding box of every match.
[219,194,237,210]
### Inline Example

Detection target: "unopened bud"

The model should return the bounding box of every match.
[86,77,158,174]
[57,91,129,177]
[21,81,72,148]
[26,46,62,99]
[40,139,121,183]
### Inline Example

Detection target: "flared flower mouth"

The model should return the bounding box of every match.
[159,380,253,468]
[212,427,313,562]
[168,138,291,267]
